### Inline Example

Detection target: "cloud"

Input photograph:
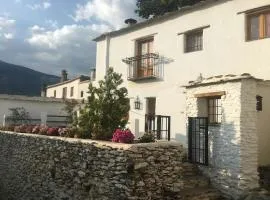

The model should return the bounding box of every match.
[30,25,45,33]
[4,33,14,39]
[24,24,111,75]
[15,0,21,4]
[0,16,16,28]
[45,20,58,29]
[0,15,16,40]
[72,0,138,29]
[27,1,51,10]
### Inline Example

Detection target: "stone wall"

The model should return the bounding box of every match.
[186,79,259,199]
[0,131,189,200]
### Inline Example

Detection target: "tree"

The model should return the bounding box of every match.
[135,0,201,19]
[7,107,31,125]
[63,99,79,127]
[78,67,130,140]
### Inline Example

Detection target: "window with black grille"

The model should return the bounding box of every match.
[256,95,263,111]
[208,97,222,124]
[185,30,203,53]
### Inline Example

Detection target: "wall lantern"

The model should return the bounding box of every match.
[134,96,141,110]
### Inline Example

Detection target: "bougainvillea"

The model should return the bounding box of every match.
[32,125,40,134]
[112,129,135,144]
[47,127,59,136]
[39,125,49,135]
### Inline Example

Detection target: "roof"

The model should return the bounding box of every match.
[93,0,229,42]
[184,73,270,88]
[47,75,90,89]
[0,94,65,103]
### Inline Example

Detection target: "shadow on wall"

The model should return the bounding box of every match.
[175,133,187,146]
[206,113,242,198]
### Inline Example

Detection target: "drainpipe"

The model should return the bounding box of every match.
[105,34,111,74]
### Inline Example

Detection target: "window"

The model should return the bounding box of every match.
[70,87,74,97]
[136,37,154,78]
[185,30,203,53]
[256,95,263,111]
[81,91,84,98]
[247,10,270,41]
[54,90,56,97]
[62,87,67,99]
[208,97,222,124]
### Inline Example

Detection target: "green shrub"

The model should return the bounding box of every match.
[138,132,156,143]
[78,67,130,140]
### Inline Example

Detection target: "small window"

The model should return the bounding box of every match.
[256,95,263,111]
[247,10,270,41]
[81,91,84,98]
[208,97,222,124]
[62,87,67,99]
[185,30,203,53]
[70,87,74,97]
[54,90,56,97]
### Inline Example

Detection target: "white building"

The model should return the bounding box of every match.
[93,0,270,142]
[45,69,96,100]
[0,94,67,126]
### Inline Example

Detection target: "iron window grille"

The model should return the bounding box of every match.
[208,96,222,124]
[185,30,203,53]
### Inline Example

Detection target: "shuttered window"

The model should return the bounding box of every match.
[247,10,270,40]
[185,30,203,53]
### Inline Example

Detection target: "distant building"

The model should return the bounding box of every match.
[45,69,96,100]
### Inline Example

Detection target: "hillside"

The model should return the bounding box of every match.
[0,60,60,96]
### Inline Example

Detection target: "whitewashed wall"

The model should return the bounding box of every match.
[95,0,270,142]
[0,98,66,125]
[185,79,259,199]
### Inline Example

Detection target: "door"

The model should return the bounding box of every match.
[188,117,208,165]
[137,38,154,77]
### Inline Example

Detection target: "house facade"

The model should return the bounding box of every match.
[185,74,270,197]
[94,0,270,143]
[45,70,96,100]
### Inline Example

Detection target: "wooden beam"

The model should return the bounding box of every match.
[194,91,226,98]
[237,5,270,15]
[177,25,210,36]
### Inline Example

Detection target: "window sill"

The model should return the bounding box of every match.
[246,36,270,42]
[208,123,221,127]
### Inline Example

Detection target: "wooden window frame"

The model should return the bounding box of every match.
[246,10,270,41]
[185,30,203,53]
[70,87,74,97]
[62,87,67,99]
[54,90,56,98]
[208,96,222,125]
[81,91,84,98]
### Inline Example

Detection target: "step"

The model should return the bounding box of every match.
[180,187,226,200]
[164,187,226,200]
[182,175,210,190]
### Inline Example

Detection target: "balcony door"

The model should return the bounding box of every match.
[137,37,154,78]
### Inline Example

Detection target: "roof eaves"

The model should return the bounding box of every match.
[92,0,229,42]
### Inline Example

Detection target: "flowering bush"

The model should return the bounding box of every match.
[14,124,28,133]
[0,125,15,132]
[25,125,34,133]
[32,125,40,134]
[39,125,49,135]
[112,129,134,144]
[47,127,59,136]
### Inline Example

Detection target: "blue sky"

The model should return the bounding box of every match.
[0,0,139,77]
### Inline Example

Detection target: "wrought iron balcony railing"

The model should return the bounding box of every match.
[122,53,161,81]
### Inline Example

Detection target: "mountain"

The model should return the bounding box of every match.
[0,60,60,96]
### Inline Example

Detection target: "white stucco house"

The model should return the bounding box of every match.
[45,69,96,100]
[93,0,270,141]
[91,0,270,197]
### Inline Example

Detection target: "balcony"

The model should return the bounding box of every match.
[122,53,162,81]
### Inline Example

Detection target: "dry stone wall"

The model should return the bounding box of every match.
[0,131,189,200]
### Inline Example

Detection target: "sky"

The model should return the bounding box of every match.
[0,0,139,77]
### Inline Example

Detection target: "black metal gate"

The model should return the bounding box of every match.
[145,114,171,141]
[188,117,208,165]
